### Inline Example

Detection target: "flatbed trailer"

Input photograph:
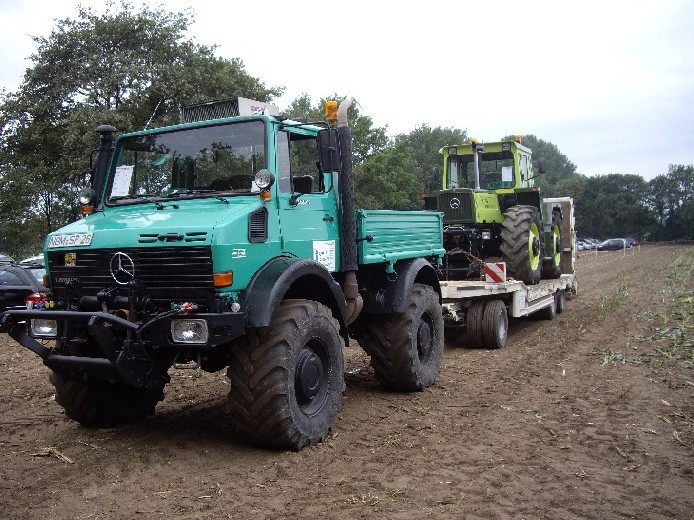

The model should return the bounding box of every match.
[439,197,577,348]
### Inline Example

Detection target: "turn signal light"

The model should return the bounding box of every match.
[259,190,271,201]
[81,205,94,214]
[213,271,233,288]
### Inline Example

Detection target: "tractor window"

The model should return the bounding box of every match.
[277,130,324,194]
[478,151,515,189]
[446,156,475,189]
[107,120,266,202]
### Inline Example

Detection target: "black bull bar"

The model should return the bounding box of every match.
[0,308,245,387]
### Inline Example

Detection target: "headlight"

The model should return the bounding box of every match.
[30,319,58,338]
[171,319,209,344]
[254,169,275,189]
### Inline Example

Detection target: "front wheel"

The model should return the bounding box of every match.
[500,205,542,285]
[50,371,168,427]
[542,209,563,279]
[227,299,345,451]
[358,284,444,391]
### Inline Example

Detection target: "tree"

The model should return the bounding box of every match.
[394,124,467,192]
[0,1,281,258]
[502,134,578,196]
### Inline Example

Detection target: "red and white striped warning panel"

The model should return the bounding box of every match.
[485,262,506,283]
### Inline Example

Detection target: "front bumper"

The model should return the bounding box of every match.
[0,308,246,387]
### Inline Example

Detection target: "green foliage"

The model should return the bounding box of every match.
[501,134,578,195]
[394,124,467,192]
[0,1,280,258]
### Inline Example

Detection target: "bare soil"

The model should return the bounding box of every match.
[1,245,692,520]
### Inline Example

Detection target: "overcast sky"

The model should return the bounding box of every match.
[2,0,693,180]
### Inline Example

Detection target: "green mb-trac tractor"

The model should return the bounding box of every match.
[423,136,563,284]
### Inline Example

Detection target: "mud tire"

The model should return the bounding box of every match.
[50,371,167,427]
[500,205,543,285]
[542,209,563,279]
[227,300,344,451]
[358,284,444,391]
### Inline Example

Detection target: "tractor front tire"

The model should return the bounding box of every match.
[50,371,167,427]
[358,284,444,391]
[500,205,543,285]
[542,209,563,279]
[227,299,345,451]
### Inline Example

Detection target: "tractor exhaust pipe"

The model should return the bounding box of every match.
[336,98,363,324]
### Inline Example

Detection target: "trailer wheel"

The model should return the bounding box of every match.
[500,205,542,285]
[49,371,167,427]
[466,300,487,348]
[555,289,567,314]
[538,296,557,320]
[542,209,563,279]
[227,299,344,451]
[482,300,508,349]
[358,284,443,391]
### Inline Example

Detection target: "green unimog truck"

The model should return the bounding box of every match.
[0,98,445,451]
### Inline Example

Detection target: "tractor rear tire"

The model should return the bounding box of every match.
[50,371,167,427]
[358,284,444,391]
[542,209,563,279]
[500,205,542,285]
[226,299,345,451]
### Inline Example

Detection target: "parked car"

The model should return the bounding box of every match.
[0,253,14,264]
[597,238,629,251]
[0,261,47,312]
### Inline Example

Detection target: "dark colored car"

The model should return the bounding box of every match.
[0,261,47,312]
[597,238,629,251]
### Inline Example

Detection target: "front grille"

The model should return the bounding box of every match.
[48,246,214,303]
[438,191,474,223]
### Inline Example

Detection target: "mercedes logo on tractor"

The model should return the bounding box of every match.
[450,198,461,209]
[110,252,135,285]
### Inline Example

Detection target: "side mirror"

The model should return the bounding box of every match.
[536,158,547,174]
[317,128,340,173]
[432,166,440,185]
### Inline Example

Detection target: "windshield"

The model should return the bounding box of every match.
[447,150,515,190]
[107,120,266,202]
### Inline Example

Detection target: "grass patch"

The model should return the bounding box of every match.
[597,282,632,319]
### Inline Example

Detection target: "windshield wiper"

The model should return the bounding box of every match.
[164,189,214,197]
[108,194,165,209]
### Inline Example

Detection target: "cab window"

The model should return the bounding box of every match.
[277,131,324,194]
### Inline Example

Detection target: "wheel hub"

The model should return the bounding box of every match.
[532,236,540,256]
[417,320,432,361]
[296,347,325,402]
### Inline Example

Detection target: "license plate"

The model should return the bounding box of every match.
[48,233,93,248]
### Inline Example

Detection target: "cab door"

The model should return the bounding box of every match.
[276,129,340,272]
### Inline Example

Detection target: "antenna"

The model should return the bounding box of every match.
[144,99,163,130]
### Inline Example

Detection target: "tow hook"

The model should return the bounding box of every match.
[173,350,201,370]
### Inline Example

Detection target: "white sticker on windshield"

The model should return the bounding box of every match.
[502,166,513,182]
[112,165,134,196]
[313,240,336,271]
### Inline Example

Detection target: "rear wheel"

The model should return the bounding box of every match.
[227,300,345,451]
[482,300,508,349]
[556,289,567,314]
[538,296,557,320]
[50,371,167,427]
[500,205,542,285]
[465,300,487,348]
[358,284,443,391]
[542,209,563,279]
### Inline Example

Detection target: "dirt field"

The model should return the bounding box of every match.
[1,245,692,519]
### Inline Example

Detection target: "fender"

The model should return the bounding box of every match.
[368,257,441,314]
[241,256,348,339]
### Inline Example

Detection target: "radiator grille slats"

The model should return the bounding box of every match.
[48,247,214,302]
[438,191,474,223]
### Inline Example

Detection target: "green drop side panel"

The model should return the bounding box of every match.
[356,210,445,265]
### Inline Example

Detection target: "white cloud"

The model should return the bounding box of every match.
[1,0,692,179]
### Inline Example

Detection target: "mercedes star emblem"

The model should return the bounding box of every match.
[110,252,135,285]
[450,197,461,209]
